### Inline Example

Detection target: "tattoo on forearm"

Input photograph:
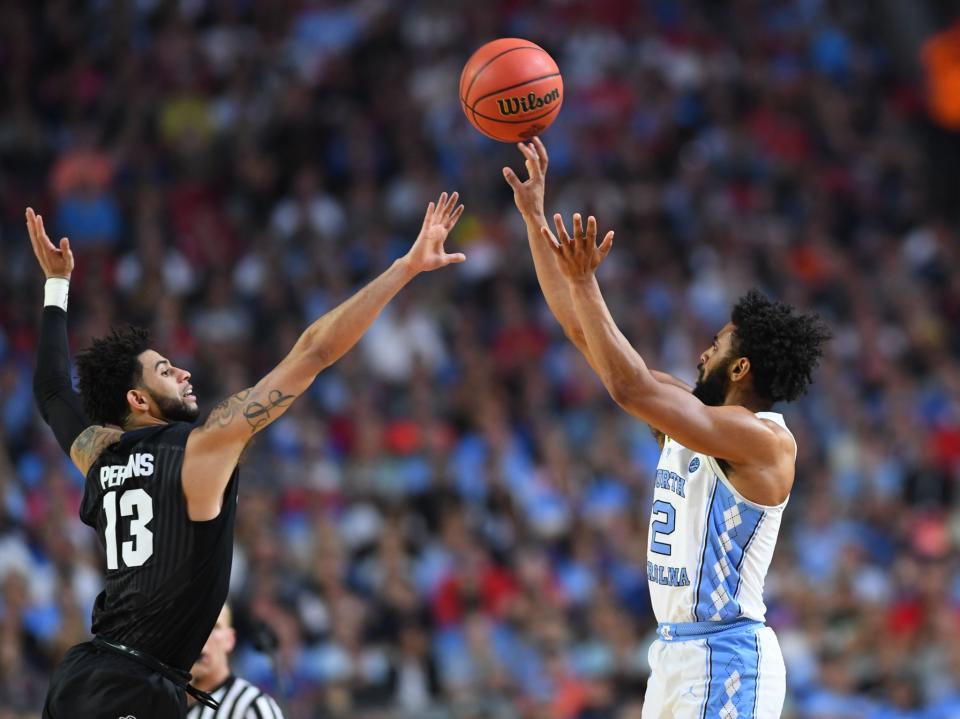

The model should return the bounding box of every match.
[203,388,294,433]
[242,390,295,430]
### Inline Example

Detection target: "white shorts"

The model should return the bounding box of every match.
[642,620,785,719]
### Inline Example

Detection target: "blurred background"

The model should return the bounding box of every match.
[2,0,960,717]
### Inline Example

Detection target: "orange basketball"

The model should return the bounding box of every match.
[460,38,563,143]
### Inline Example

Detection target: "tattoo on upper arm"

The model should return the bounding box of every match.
[204,389,253,429]
[242,389,295,430]
[204,388,295,433]
[71,426,123,469]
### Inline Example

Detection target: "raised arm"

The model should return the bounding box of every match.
[181,192,465,519]
[503,139,593,354]
[503,139,689,390]
[25,208,120,475]
[545,213,792,502]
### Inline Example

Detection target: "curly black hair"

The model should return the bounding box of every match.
[730,290,831,404]
[75,325,151,426]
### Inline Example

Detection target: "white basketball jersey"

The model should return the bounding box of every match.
[646,412,793,624]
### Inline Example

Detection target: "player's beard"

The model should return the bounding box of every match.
[149,388,200,423]
[692,355,733,407]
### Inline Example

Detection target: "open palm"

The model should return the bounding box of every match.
[404,191,466,273]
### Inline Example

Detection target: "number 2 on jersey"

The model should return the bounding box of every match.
[103,489,154,569]
[650,500,676,555]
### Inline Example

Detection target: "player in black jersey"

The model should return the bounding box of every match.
[27,193,466,719]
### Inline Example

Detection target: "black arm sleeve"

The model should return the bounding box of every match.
[33,306,91,455]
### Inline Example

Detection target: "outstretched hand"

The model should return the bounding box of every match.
[543,213,614,281]
[404,191,466,273]
[26,208,74,280]
[502,136,549,220]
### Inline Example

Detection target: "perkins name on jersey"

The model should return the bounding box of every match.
[100,453,154,489]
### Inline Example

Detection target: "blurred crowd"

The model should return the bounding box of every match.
[2,1,960,717]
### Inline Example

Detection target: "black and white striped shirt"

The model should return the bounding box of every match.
[186,675,284,719]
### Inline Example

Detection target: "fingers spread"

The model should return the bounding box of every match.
[422,201,436,227]
[502,167,521,190]
[443,191,459,217]
[599,230,614,259]
[542,226,562,255]
[586,215,597,243]
[517,143,540,178]
[553,213,570,242]
[449,203,465,225]
[532,137,548,169]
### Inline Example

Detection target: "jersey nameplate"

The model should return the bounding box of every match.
[100,453,155,489]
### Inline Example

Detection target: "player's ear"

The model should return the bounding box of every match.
[225,626,236,654]
[729,356,750,383]
[127,388,151,414]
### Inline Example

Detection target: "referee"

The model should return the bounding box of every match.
[186,605,284,719]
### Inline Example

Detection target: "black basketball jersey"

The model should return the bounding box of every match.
[79,422,239,671]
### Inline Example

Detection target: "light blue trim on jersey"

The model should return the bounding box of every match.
[733,513,766,599]
[691,479,719,621]
[702,624,761,718]
[699,639,712,719]
[694,480,765,621]
[656,618,762,642]
[752,631,762,718]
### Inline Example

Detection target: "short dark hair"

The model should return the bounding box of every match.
[730,290,831,404]
[76,325,151,426]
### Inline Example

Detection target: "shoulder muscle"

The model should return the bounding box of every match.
[70,425,124,475]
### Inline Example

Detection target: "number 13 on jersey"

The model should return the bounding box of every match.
[103,489,154,569]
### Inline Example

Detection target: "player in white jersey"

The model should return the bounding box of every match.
[504,139,830,718]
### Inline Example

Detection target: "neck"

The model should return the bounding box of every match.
[123,414,168,430]
[723,389,770,413]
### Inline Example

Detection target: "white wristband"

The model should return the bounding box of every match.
[44,277,70,311]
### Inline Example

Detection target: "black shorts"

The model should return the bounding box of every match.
[43,642,187,719]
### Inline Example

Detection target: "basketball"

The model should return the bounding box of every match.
[460,38,563,143]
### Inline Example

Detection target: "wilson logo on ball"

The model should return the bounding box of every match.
[496,88,561,116]
[460,38,564,142]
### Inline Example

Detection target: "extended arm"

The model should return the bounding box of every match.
[503,140,689,390]
[547,214,782,468]
[25,208,115,469]
[27,208,131,474]
[182,192,465,519]
[503,139,594,358]
[566,275,775,462]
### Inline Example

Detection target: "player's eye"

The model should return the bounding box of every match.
[161,370,170,377]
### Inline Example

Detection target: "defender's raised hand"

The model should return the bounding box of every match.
[403,191,466,273]
[503,136,549,220]
[26,208,74,279]
[544,212,614,281]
